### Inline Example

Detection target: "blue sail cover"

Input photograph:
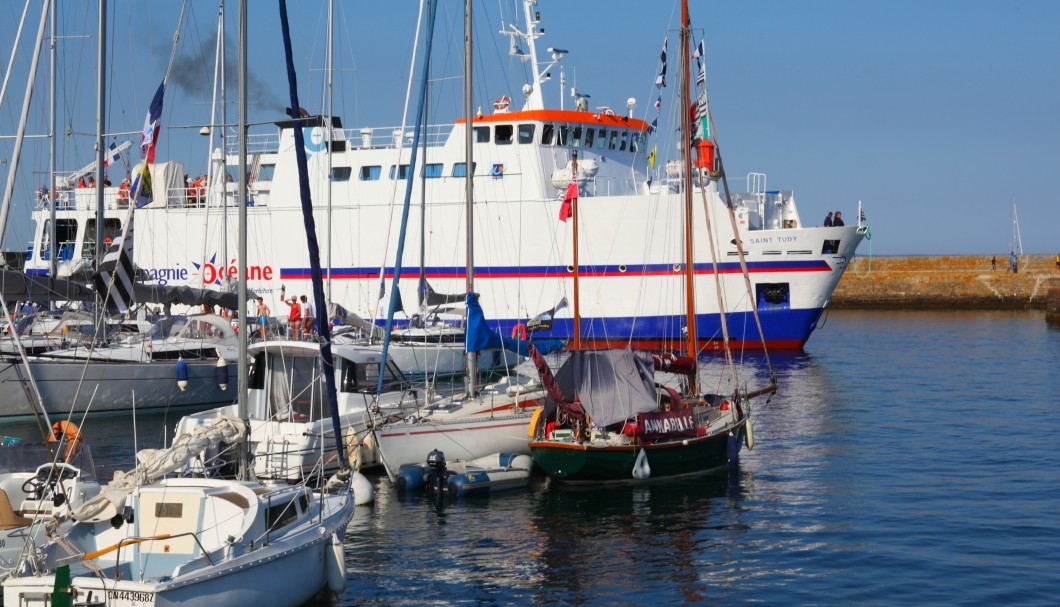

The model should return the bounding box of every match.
[465,293,563,356]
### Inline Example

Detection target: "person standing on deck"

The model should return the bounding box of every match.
[823,212,833,227]
[287,297,302,340]
[300,295,315,339]
[832,212,845,227]
[256,297,270,340]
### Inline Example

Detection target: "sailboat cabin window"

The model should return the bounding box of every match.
[474,126,490,143]
[330,167,352,182]
[389,165,411,180]
[495,125,514,145]
[423,163,443,178]
[255,164,276,182]
[451,162,477,177]
[359,166,381,181]
[541,123,555,145]
[342,361,405,393]
[517,124,535,144]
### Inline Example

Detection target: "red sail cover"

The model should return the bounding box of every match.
[638,409,696,440]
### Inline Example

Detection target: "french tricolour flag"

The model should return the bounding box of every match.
[140,82,165,163]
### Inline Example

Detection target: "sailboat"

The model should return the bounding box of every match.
[2,3,354,604]
[528,1,777,482]
[372,0,551,482]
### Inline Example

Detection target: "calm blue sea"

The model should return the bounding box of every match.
[6,310,1057,606]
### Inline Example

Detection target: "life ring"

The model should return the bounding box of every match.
[603,108,616,116]
[47,420,83,463]
[493,96,511,112]
[511,323,528,340]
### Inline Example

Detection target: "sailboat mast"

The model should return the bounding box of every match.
[464,0,478,393]
[236,0,250,481]
[94,0,107,275]
[571,151,581,351]
[48,0,57,278]
[679,2,698,372]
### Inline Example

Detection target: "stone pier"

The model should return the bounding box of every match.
[832,254,1059,310]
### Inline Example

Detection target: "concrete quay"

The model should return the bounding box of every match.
[831,254,1059,310]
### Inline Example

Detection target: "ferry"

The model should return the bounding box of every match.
[22,1,866,351]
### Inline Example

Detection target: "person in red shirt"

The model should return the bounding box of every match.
[287,297,302,340]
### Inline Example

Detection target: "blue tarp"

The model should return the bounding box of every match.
[465,293,563,356]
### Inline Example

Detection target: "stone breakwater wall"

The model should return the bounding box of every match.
[832,255,1059,310]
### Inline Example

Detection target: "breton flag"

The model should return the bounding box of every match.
[654,38,668,88]
[692,93,709,141]
[102,141,121,168]
[559,182,577,222]
[696,53,706,87]
[140,81,165,163]
[91,214,137,313]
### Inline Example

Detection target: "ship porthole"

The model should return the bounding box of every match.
[618,265,627,273]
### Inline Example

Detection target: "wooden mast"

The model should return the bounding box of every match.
[679,1,698,391]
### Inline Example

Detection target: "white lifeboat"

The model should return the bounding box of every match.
[550,159,599,190]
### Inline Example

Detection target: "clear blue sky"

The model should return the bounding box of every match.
[1,0,1057,256]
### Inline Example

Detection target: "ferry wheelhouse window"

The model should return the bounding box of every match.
[422,163,443,178]
[608,131,619,150]
[359,165,381,181]
[389,164,410,180]
[517,124,535,144]
[619,132,629,151]
[451,162,476,177]
[584,128,595,147]
[495,124,514,145]
[571,126,583,147]
[330,167,352,182]
[541,123,555,145]
[474,126,490,143]
[595,129,608,150]
[256,164,276,182]
[629,133,641,152]
[557,125,569,146]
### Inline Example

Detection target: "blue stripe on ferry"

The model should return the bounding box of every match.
[279,259,831,280]
[24,269,49,276]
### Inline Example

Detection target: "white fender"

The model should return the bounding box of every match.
[352,470,375,505]
[744,419,755,450]
[325,532,347,593]
[632,448,651,480]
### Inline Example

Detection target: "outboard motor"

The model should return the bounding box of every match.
[424,449,449,496]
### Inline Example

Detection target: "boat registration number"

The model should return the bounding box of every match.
[106,590,155,605]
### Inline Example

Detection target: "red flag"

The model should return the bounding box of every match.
[559,183,577,222]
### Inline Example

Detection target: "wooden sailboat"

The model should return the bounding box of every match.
[528,1,777,483]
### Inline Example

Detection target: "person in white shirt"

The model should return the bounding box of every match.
[300,295,316,338]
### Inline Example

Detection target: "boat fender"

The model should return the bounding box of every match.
[527,407,544,438]
[352,470,375,505]
[175,357,189,392]
[744,420,755,450]
[511,323,528,340]
[632,448,651,480]
[325,532,347,594]
[727,431,741,463]
[215,356,229,390]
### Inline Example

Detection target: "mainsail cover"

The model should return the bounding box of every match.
[552,349,659,427]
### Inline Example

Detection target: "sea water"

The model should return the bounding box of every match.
[6,310,1056,606]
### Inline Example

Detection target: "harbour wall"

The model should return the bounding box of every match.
[832,255,1059,310]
